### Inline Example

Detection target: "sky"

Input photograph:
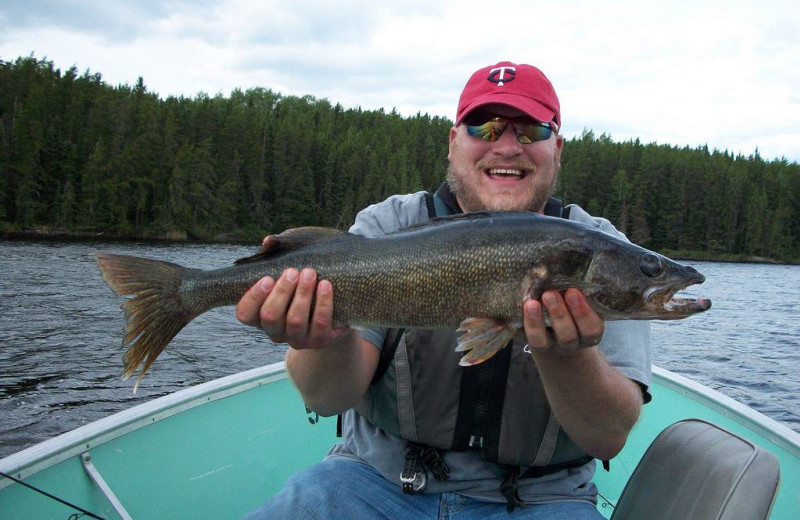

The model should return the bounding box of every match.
[1,0,799,162]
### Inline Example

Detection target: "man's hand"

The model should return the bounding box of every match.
[523,288,605,355]
[236,266,377,417]
[236,268,351,350]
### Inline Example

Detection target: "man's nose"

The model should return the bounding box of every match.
[491,125,523,156]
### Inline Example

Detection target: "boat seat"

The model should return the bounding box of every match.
[611,418,780,520]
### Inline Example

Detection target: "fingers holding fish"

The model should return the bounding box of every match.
[563,289,605,349]
[307,280,352,347]
[235,276,276,328]
[284,268,317,338]
[306,279,333,341]
[257,268,349,350]
[254,268,299,341]
[524,289,605,355]
[522,299,550,350]
[541,291,581,351]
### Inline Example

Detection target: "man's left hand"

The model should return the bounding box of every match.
[523,288,605,355]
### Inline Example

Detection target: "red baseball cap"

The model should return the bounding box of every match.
[455,61,561,129]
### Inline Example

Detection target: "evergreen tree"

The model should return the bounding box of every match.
[1,55,798,261]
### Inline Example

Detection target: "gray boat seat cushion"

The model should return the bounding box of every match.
[611,418,780,520]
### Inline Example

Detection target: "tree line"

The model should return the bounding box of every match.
[2,55,799,262]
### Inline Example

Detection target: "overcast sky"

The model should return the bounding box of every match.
[2,0,798,162]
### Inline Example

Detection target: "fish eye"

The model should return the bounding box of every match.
[640,253,664,277]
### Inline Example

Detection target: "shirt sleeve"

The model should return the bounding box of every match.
[600,321,652,402]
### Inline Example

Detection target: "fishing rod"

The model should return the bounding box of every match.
[0,469,107,520]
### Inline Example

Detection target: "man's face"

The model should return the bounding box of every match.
[447,104,564,213]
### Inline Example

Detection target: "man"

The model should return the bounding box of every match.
[237,61,651,519]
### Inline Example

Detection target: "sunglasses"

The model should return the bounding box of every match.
[463,113,556,144]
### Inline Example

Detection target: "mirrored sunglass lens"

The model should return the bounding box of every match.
[515,123,552,144]
[466,120,507,141]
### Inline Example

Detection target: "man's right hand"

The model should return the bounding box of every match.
[236,268,351,350]
[236,267,378,416]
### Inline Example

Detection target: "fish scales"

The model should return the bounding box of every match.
[95,211,711,387]
[186,217,538,327]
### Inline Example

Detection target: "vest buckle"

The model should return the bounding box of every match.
[500,466,526,513]
[401,442,450,494]
[400,455,427,494]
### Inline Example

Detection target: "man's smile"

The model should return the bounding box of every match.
[486,167,527,179]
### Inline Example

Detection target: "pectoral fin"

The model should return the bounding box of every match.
[456,318,518,366]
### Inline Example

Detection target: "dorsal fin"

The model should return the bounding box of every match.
[234,227,346,265]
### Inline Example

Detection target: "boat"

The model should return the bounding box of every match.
[1,362,798,519]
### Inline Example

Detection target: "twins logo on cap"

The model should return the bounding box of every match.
[488,66,516,87]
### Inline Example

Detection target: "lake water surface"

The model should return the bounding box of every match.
[1,239,799,459]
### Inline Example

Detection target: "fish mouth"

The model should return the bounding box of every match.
[643,271,712,319]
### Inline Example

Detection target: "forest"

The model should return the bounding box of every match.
[2,56,799,262]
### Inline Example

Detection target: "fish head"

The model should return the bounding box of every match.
[583,246,712,320]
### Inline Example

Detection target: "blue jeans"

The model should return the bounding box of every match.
[240,457,605,520]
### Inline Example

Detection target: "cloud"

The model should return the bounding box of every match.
[1,0,799,161]
[0,0,209,42]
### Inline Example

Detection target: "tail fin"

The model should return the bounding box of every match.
[95,253,195,391]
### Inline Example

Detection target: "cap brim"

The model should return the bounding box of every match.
[457,93,556,126]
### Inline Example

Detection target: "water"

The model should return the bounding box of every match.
[0,240,285,459]
[1,240,799,459]
[650,261,800,428]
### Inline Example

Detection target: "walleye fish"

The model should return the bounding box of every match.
[95,211,711,388]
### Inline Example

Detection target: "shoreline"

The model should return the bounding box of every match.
[0,226,257,245]
[2,227,797,265]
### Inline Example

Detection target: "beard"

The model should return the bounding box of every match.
[446,162,558,213]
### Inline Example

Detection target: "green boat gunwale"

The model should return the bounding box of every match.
[651,365,800,458]
[0,363,289,489]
